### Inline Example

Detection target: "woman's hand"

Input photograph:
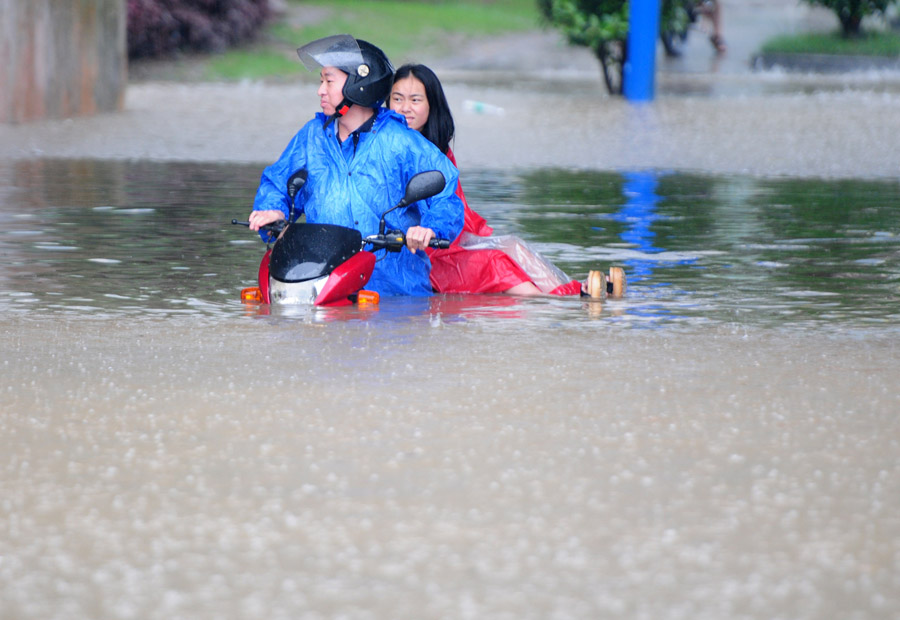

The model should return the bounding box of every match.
[248,209,285,231]
[405,225,435,253]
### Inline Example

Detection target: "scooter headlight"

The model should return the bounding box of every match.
[269,275,328,305]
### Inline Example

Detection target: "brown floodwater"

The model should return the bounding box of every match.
[2,159,899,619]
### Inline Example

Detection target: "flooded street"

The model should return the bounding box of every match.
[3,318,897,619]
[3,160,899,330]
[2,159,899,619]
[2,0,900,613]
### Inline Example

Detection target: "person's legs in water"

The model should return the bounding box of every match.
[697,0,726,53]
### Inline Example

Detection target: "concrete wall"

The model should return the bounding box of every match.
[1,0,126,123]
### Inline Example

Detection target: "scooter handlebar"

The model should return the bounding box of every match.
[365,231,451,252]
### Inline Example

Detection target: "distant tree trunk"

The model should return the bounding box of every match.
[1,0,127,123]
[801,0,896,39]
[840,13,863,37]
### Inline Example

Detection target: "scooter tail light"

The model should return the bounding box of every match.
[357,290,379,305]
[241,287,263,302]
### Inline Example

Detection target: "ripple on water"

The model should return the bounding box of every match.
[0,161,897,334]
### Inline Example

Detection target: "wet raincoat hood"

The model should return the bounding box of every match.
[252,108,464,296]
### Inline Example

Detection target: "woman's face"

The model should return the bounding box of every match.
[317,67,347,115]
[389,76,430,132]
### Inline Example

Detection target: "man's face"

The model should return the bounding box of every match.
[317,66,348,115]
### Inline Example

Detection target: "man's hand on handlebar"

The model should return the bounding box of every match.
[248,209,286,232]
[405,225,436,254]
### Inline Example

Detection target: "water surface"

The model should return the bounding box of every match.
[2,159,898,333]
[2,160,898,620]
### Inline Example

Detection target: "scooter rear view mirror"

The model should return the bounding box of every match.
[287,169,308,200]
[287,168,309,223]
[398,170,445,208]
[379,171,446,234]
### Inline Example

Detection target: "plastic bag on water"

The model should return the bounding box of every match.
[457,233,571,293]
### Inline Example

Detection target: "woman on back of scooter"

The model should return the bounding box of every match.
[248,35,463,296]
[389,63,622,298]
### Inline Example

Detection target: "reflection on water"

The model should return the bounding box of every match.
[1,159,898,333]
[2,159,899,620]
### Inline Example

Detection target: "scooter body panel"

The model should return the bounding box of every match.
[315,251,376,306]
[254,230,376,306]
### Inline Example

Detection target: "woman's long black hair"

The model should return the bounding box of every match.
[392,64,455,155]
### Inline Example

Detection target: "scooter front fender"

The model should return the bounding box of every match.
[315,251,376,306]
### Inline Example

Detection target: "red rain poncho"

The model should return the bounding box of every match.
[426,149,582,296]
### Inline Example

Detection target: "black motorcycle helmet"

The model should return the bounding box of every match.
[297,34,394,125]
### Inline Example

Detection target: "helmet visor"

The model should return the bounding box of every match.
[296,34,363,74]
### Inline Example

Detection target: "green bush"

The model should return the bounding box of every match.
[127,0,270,59]
[801,0,899,37]
[761,30,900,56]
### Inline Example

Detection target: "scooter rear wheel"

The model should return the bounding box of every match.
[608,267,626,298]
[587,270,607,299]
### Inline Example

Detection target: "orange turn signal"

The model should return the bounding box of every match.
[241,286,263,302]
[357,290,379,305]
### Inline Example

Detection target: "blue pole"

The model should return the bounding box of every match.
[624,0,661,102]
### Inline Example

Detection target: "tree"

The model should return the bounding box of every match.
[537,0,728,94]
[802,0,899,37]
[537,0,630,94]
[537,0,630,48]
[537,0,629,58]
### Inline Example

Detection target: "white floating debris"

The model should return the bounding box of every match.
[463,99,505,116]
[35,244,79,251]
[113,208,156,214]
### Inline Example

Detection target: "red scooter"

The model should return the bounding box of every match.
[233,169,450,307]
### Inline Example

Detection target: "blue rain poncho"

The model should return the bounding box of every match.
[253,108,464,296]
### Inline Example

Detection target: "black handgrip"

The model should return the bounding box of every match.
[366,232,450,252]
[231,219,285,236]
[264,221,287,236]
